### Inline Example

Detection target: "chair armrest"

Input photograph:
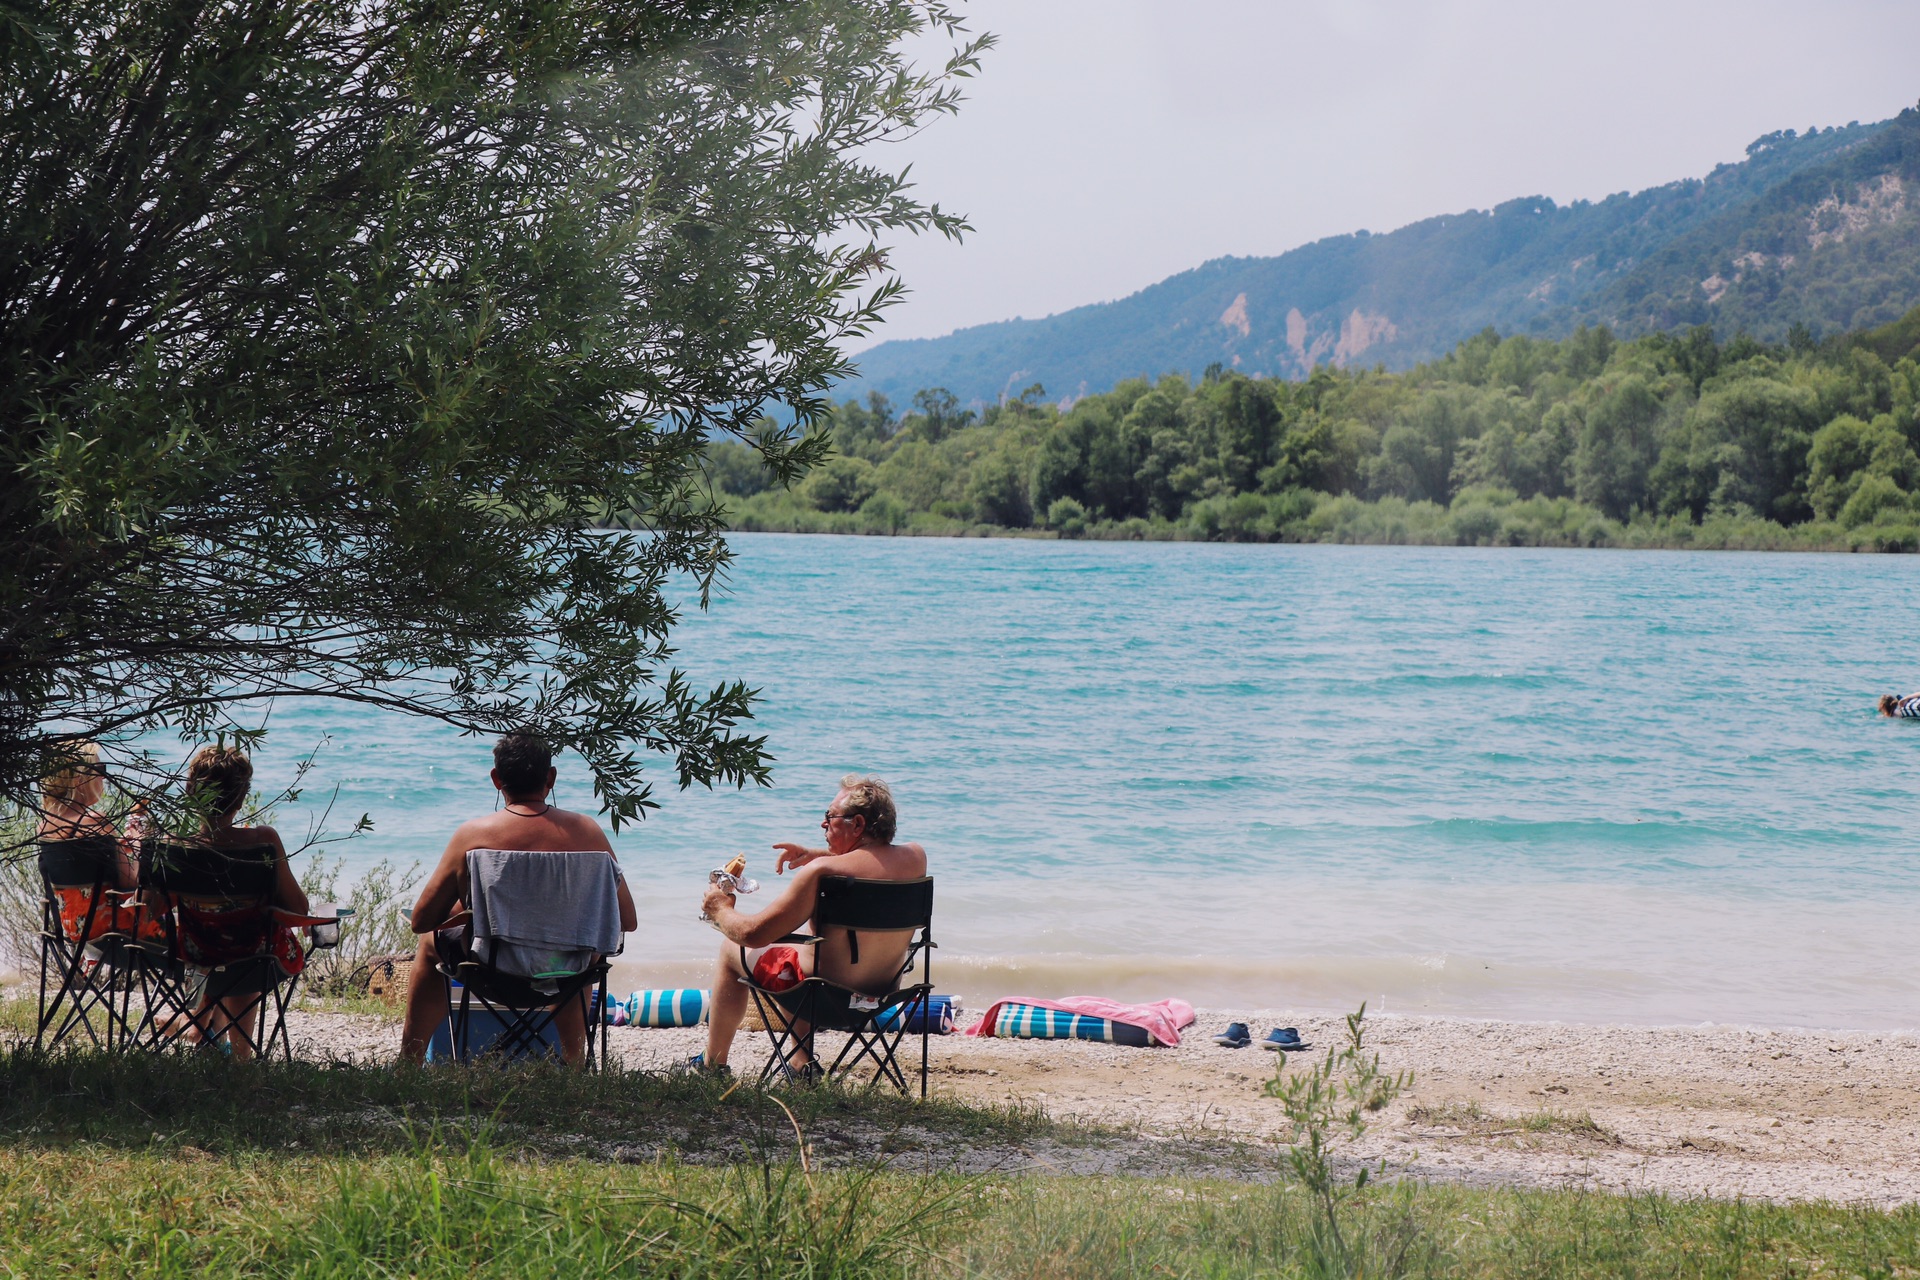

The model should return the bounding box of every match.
[270,907,347,928]
[775,933,823,946]
[413,908,472,935]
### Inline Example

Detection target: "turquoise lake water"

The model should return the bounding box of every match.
[207,534,1920,1029]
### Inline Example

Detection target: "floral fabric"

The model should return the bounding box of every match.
[52,885,166,946]
[174,903,305,978]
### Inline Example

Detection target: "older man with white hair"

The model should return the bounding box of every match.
[691,775,927,1077]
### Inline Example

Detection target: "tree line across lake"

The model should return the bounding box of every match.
[710,306,1920,551]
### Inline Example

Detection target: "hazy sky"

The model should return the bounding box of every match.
[857,0,1920,349]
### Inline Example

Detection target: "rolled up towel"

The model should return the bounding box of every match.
[872,994,963,1034]
[977,1001,1151,1047]
[604,988,709,1027]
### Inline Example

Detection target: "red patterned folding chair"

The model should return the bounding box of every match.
[34,836,164,1052]
[139,840,343,1059]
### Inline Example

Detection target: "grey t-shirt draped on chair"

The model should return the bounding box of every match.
[465,849,625,993]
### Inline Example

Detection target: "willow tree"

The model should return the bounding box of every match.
[0,1,985,822]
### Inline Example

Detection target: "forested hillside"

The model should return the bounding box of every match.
[710,308,1920,552]
[848,105,1920,409]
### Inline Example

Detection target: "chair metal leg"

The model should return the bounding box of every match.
[35,930,54,1053]
[747,985,813,1086]
[41,937,112,1053]
[269,972,300,1062]
[587,975,605,1072]
[820,988,927,1095]
[921,944,931,1098]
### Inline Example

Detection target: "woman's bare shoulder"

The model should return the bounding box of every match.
[38,811,114,841]
[225,823,285,851]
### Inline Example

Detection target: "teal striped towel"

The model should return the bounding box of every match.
[627,989,709,1027]
[985,1002,1151,1046]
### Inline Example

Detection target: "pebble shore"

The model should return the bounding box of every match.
[274,1005,1920,1204]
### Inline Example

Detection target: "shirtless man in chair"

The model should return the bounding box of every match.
[398,732,637,1066]
[694,775,926,1076]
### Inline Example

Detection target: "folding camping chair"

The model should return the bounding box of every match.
[34,837,156,1052]
[431,849,623,1068]
[139,840,340,1059]
[741,875,936,1097]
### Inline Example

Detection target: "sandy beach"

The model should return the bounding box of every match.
[262,1005,1920,1206]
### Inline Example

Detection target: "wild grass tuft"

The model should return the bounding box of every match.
[1264,1003,1417,1277]
[280,1131,974,1280]
[1407,1101,1622,1146]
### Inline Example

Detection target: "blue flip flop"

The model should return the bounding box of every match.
[1260,1027,1309,1052]
[1212,1022,1252,1048]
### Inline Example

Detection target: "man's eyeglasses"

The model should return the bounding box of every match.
[822,809,861,824]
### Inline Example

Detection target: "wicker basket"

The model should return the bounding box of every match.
[740,998,794,1034]
[364,953,415,1003]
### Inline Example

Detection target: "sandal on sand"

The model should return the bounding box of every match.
[1260,1027,1309,1052]
[1212,1022,1252,1048]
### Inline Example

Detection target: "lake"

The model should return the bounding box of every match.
[211,534,1920,1029]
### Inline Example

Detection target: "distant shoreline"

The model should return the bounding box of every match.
[723,512,1911,555]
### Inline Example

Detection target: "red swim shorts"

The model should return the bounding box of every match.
[751,944,806,992]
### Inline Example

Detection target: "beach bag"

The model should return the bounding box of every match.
[751,945,806,993]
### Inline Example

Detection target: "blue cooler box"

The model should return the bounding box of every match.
[427,984,562,1062]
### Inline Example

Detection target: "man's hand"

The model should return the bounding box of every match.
[701,883,736,920]
[773,842,823,874]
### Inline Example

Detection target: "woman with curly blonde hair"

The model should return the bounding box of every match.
[172,745,310,1060]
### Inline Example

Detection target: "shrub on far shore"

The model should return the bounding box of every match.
[724,482,1920,553]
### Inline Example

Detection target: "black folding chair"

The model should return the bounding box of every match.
[140,840,335,1059]
[433,850,622,1068]
[741,876,935,1097]
[34,837,152,1052]
[440,950,613,1067]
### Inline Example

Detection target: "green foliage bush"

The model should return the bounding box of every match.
[1044,497,1089,538]
[728,306,1920,552]
[296,855,423,997]
[803,457,881,513]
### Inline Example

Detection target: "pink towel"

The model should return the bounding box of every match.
[964,996,1197,1047]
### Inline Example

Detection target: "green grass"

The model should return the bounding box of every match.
[0,1138,976,1278]
[957,1176,1920,1279]
[0,1044,1056,1164]
[3,1045,1920,1277]
[0,994,36,1039]
[6,1136,1920,1278]
[288,990,413,1018]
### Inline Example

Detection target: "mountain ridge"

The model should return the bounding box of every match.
[847,106,1920,408]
